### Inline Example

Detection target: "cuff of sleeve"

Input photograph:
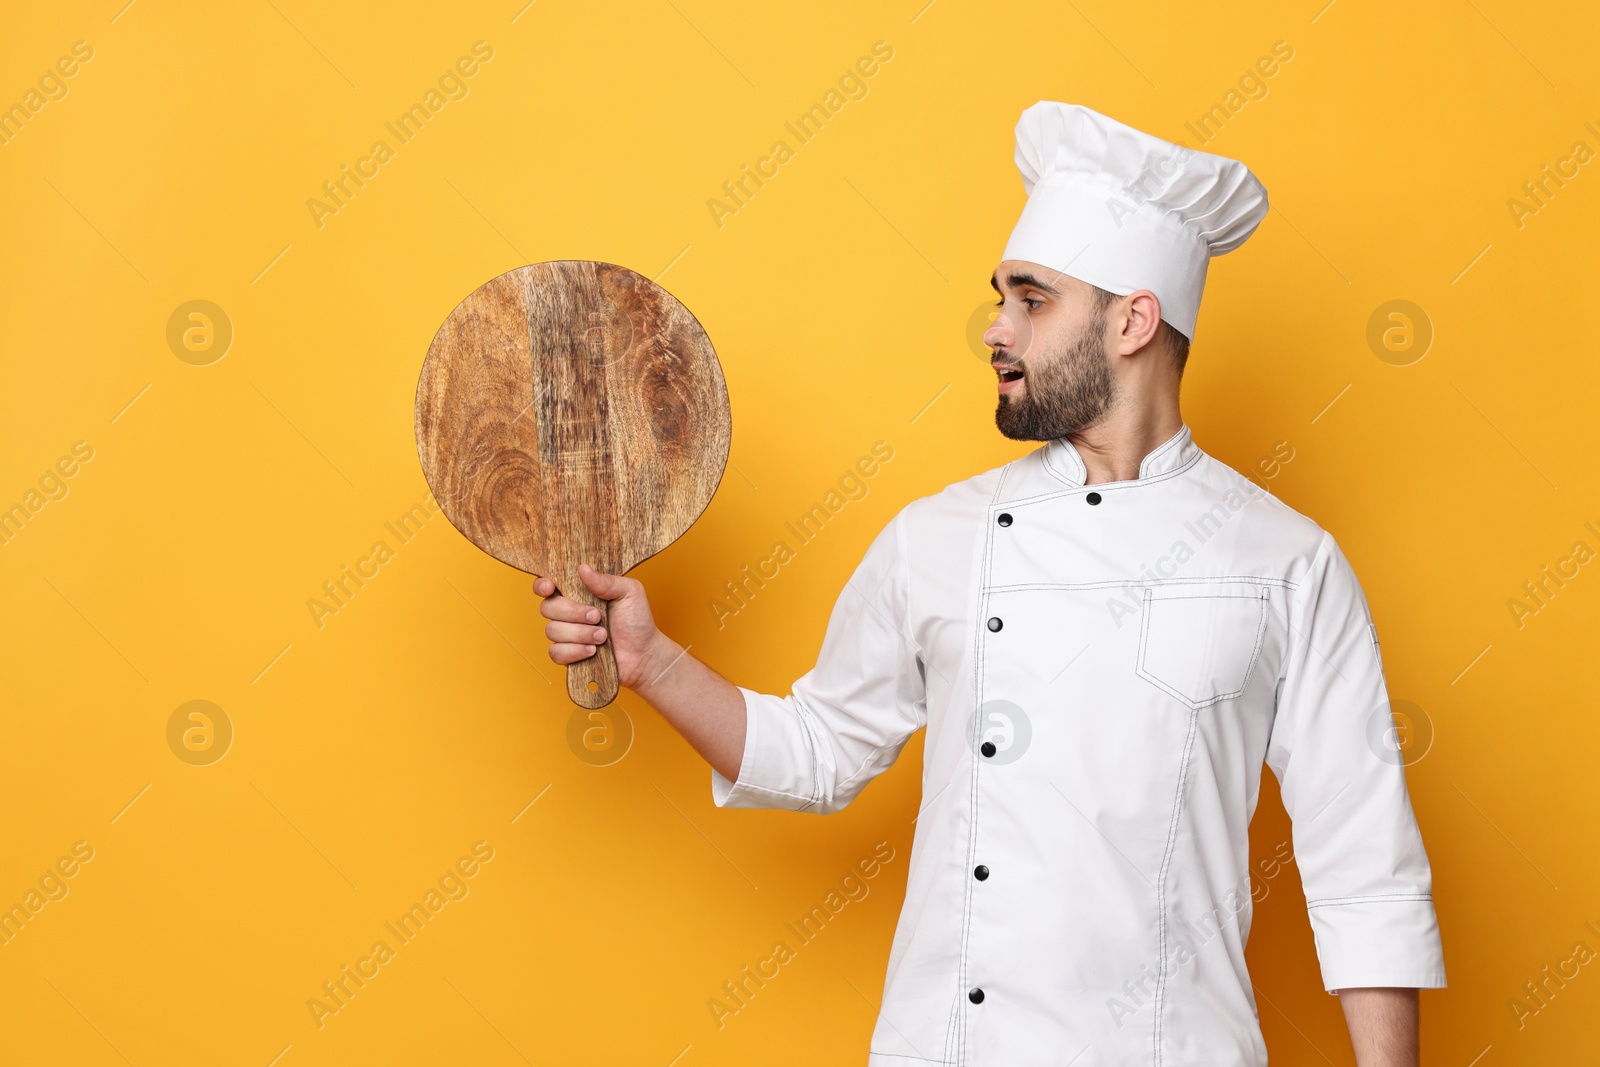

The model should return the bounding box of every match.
[709,687,817,811]
[1307,895,1447,992]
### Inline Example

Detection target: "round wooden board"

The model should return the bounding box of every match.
[415,261,731,708]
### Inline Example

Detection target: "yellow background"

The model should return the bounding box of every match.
[2,0,1596,1063]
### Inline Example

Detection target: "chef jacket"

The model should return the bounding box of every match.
[711,424,1445,1066]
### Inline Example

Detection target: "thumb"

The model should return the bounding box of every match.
[577,562,627,599]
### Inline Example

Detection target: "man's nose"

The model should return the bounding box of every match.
[986,306,1030,355]
[983,310,1010,350]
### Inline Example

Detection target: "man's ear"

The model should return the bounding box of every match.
[1114,290,1164,356]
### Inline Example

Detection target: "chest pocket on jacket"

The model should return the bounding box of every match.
[1136,585,1270,710]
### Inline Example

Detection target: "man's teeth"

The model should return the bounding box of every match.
[998,368,1024,381]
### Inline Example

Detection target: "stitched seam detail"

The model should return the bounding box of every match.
[1191,590,1269,707]
[1151,706,1200,1066]
[729,781,821,806]
[1275,530,1335,693]
[1038,446,1202,496]
[1145,591,1271,600]
[1044,425,1193,487]
[1138,426,1189,477]
[1136,587,1272,710]
[798,697,824,808]
[953,470,1008,1066]
[792,689,892,808]
[984,575,1298,594]
[830,745,893,803]
[1307,894,1434,908]
[1044,436,1089,486]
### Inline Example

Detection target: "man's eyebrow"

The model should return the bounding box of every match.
[989,270,1061,296]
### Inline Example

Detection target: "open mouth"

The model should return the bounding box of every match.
[994,363,1025,391]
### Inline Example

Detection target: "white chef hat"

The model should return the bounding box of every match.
[1000,100,1269,341]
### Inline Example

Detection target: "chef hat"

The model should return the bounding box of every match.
[1000,100,1269,341]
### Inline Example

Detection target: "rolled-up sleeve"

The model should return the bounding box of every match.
[1265,531,1446,992]
[711,509,927,814]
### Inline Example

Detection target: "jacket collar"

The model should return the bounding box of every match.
[1042,423,1199,489]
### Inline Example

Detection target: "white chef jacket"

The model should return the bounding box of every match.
[711,424,1445,1066]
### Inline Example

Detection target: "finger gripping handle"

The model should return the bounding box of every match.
[562,580,619,708]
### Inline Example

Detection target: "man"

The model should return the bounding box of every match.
[535,101,1445,1066]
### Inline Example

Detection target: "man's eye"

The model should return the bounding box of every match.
[1024,297,1043,310]
[993,298,1005,308]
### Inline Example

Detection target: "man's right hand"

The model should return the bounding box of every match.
[534,563,668,691]
[532,563,749,783]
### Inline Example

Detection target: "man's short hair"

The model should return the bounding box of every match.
[1088,284,1190,374]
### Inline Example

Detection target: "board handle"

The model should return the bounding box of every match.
[561,578,620,708]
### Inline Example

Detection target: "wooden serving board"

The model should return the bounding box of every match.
[415,260,731,708]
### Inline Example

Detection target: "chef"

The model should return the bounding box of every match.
[535,100,1446,1066]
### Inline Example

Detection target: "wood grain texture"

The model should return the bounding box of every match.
[416,261,731,708]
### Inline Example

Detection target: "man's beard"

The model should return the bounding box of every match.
[994,309,1117,441]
